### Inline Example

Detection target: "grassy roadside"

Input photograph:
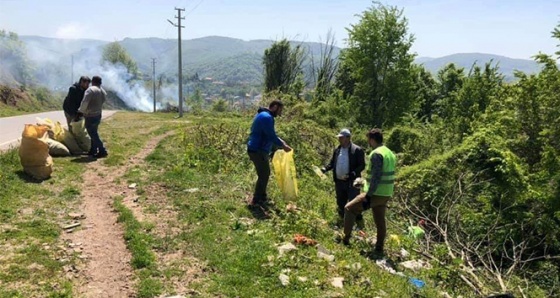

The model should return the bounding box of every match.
[0,111,474,297]
[127,115,447,297]
[0,142,83,297]
[0,112,181,297]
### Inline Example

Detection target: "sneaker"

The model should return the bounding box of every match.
[95,151,108,158]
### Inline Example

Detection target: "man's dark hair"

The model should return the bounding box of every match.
[79,76,91,83]
[91,76,102,85]
[269,100,284,109]
[367,128,383,144]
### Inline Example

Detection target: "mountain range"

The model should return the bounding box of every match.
[17,35,546,87]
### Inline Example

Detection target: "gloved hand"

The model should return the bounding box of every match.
[320,167,327,174]
[353,177,365,188]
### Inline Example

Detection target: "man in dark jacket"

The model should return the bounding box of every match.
[63,76,90,127]
[247,100,292,206]
[322,128,366,226]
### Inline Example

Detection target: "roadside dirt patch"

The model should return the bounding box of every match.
[64,131,174,297]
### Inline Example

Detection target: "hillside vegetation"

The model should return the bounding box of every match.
[0,85,63,117]
[16,36,545,88]
[253,3,560,296]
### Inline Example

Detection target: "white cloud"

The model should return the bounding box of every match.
[55,23,88,39]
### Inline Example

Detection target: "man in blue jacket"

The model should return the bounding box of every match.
[247,100,292,206]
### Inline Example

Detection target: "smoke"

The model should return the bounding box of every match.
[22,38,155,112]
[159,84,180,105]
[94,63,153,112]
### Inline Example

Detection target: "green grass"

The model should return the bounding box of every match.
[0,148,83,296]
[128,116,446,297]
[99,112,181,167]
[114,197,163,297]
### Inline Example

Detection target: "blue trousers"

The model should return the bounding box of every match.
[84,115,106,154]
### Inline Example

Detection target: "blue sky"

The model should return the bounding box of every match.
[0,0,558,59]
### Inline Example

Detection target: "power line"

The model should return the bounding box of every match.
[185,0,205,16]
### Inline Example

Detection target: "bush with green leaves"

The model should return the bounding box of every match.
[396,129,560,295]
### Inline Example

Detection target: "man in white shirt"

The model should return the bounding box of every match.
[78,76,107,158]
[322,129,366,227]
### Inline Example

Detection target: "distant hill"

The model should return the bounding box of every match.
[19,35,337,88]
[15,35,545,87]
[416,53,543,81]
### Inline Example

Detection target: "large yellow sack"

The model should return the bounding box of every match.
[272,150,299,201]
[70,119,91,153]
[19,124,53,180]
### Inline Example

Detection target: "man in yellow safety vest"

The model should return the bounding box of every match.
[338,128,396,256]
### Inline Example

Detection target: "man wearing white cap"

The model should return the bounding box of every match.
[322,128,366,227]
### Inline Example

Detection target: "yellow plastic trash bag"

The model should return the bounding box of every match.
[46,138,71,157]
[70,119,91,153]
[272,150,298,201]
[36,117,56,139]
[52,121,66,142]
[388,234,402,246]
[312,165,327,180]
[19,124,53,180]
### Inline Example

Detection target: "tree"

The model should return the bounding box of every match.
[0,30,33,85]
[311,30,339,102]
[412,65,438,121]
[342,2,416,128]
[212,98,228,112]
[101,42,139,78]
[433,63,466,120]
[263,39,305,95]
[334,55,355,99]
[434,62,504,138]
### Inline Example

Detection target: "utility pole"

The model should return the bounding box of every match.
[152,58,157,113]
[168,7,185,117]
